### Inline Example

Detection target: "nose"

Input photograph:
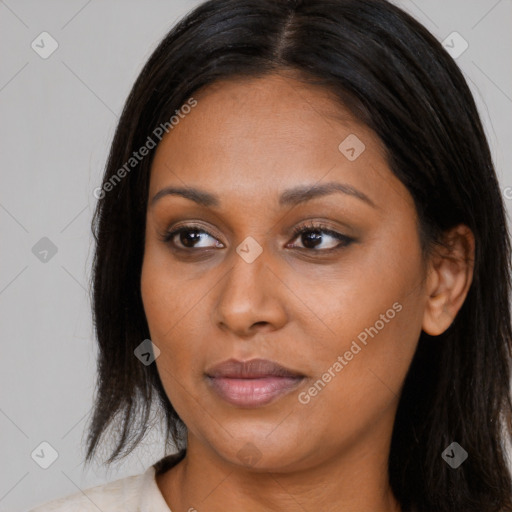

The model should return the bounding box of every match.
[211,243,288,337]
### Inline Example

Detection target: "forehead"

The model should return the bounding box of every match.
[148,74,412,213]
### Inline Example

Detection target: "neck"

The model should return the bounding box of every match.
[156,428,402,512]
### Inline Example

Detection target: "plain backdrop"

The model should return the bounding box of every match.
[1,1,511,510]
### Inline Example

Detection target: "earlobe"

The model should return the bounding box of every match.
[422,224,475,336]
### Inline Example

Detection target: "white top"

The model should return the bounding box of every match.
[27,451,185,512]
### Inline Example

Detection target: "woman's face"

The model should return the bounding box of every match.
[141,73,430,471]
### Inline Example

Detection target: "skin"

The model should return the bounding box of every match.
[141,72,475,512]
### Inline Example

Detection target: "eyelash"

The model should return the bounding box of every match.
[289,221,354,251]
[162,221,354,253]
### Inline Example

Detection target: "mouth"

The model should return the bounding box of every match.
[204,358,306,408]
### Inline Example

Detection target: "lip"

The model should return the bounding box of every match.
[205,358,305,408]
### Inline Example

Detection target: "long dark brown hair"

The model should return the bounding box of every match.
[86,1,512,510]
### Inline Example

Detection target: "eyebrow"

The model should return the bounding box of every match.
[150,181,377,209]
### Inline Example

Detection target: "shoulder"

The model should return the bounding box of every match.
[27,450,185,512]
[27,472,147,512]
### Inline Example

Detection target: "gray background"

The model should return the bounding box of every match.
[1,1,511,511]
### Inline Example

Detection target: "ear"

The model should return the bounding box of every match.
[422,224,475,336]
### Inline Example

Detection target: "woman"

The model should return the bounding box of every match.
[29,0,512,510]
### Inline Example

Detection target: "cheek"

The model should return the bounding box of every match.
[295,296,423,448]
[305,257,425,429]
[309,304,422,442]
[140,256,169,339]
[298,223,424,351]
[140,245,208,380]
[140,238,194,338]
[296,229,422,381]
[140,256,197,416]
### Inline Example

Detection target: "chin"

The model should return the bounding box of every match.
[209,434,312,473]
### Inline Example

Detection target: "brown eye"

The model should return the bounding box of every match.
[288,222,354,251]
[162,222,354,253]
[164,226,224,249]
